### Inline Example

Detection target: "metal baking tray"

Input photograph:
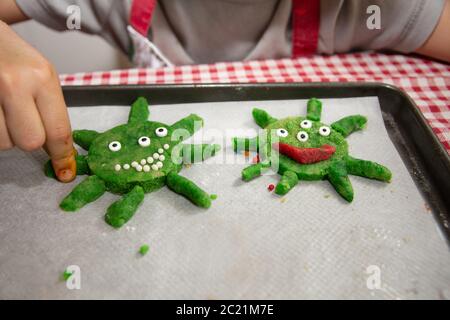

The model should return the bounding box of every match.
[62,82,450,243]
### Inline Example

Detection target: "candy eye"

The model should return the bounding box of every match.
[300,120,312,129]
[108,141,121,152]
[155,127,168,137]
[297,131,309,142]
[319,126,331,136]
[138,136,151,147]
[276,128,289,137]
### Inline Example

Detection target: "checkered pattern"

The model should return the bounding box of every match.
[60,52,450,153]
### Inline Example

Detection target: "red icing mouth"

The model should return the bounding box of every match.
[273,143,336,164]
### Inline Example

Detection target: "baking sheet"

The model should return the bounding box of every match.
[0,97,449,299]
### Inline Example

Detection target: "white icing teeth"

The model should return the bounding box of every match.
[122,146,169,173]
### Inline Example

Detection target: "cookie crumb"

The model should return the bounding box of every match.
[139,244,150,256]
[61,270,72,281]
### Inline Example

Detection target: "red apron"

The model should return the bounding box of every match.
[128,0,320,68]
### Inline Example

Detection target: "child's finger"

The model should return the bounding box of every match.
[0,106,13,150]
[2,95,46,151]
[35,80,76,183]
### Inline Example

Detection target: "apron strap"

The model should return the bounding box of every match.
[291,0,320,57]
[129,0,157,36]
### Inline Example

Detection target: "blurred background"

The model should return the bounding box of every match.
[12,20,131,73]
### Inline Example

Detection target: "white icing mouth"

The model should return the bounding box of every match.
[114,146,170,173]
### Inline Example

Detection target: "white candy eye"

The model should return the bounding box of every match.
[300,119,312,129]
[108,141,121,152]
[319,126,331,136]
[155,127,168,137]
[138,136,151,147]
[297,131,309,142]
[276,128,289,138]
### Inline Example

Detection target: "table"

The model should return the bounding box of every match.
[59,52,450,153]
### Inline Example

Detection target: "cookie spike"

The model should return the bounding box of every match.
[232,137,259,152]
[105,185,145,228]
[170,114,204,141]
[181,144,221,164]
[275,170,299,195]
[73,130,100,150]
[306,98,322,121]
[331,115,367,137]
[241,163,269,181]
[345,156,392,182]
[252,108,278,128]
[166,171,212,208]
[128,97,150,124]
[60,175,106,211]
[328,161,354,202]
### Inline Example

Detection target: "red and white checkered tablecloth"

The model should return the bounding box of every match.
[60,52,450,153]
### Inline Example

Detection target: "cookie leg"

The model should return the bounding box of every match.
[328,161,354,202]
[275,171,299,195]
[232,137,259,152]
[345,156,392,182]
[166,171,212,208]
[241,163,268,181]
[105,185,145,228]
[181,144,221,164]
[60,175,106,211]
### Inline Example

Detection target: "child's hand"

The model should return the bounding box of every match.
[0,21,76,182]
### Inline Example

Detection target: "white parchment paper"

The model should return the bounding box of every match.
[1,97,449,299]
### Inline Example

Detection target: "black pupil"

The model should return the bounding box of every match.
[301,134,305,138]
[141,138,147,141]
[322,128,326,132]
[112,143,117,147]
[158,129,163,132]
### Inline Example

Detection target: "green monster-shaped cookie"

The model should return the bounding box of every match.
[232,98,392,201]
[45,97,220,228]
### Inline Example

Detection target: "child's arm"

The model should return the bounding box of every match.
[0,4,76,183]
[415,0,450,62]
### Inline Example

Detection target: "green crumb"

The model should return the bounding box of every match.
[324,194,331,199]
[210,194,218,200]
[139,244,150,256]
[61,270,72,281]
